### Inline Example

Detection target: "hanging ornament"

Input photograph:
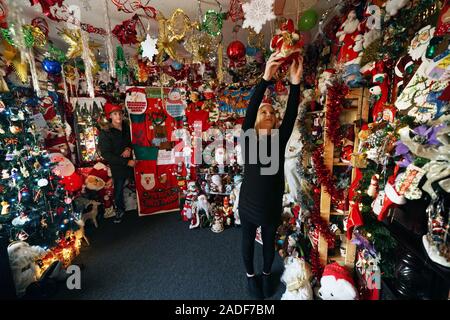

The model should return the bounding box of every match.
[23,24,46,47]
[202,10,225,36]
[60,28,100,61]
[248,29,264,50]
[229,0,245,22]
[29,0,64,21]
[185,30,216,63]
[156,13,178,62]
[141,33,158,60]
[227,40,246,61]
[167,8,192,41]
[242,0,276,33]
[31,17,49,37]
[217,42,223,83]
[80,30,95,98]
[112,14,141,45]
[0,0,7,27]
[12,57,28,83]
[38,178,49,187]
[48,43,67,63]
[103,0,116,78]
[115,46,129,84]
[111,0,157,18]
[42,58,62,75]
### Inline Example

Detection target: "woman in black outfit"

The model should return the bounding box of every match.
[239,51,303,299]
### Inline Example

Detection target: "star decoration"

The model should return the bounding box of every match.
[242,0,276,34]
[141,34,158,60]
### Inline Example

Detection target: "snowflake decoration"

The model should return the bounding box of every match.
[242,0,276,33]
[141,34,158,60]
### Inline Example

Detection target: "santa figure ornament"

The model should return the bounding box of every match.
[270,19,304,70]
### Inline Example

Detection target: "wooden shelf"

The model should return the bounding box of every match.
[333,161,351,166]
[317,87,369,270]
[328,254,346,265]
[330,211,348,216]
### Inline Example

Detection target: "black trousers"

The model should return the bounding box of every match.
[241,218,278,275]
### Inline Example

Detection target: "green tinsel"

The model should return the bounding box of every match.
[48,43,67,64]
[0,28,13,45]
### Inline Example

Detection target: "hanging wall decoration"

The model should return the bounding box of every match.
[111,0,157,19]
[242,0,276,33]
[112,14,141,45]
[103,0,116,78]
[228,0,244,22]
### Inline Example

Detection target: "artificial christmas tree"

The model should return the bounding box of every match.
[0,90,79,259]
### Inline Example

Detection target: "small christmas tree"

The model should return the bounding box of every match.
[0,90,78,250]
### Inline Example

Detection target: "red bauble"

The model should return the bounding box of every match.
[227,40,246,61]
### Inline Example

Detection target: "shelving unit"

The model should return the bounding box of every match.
[317,87,369,269]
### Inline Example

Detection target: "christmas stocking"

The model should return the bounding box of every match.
[346,168,364,240]
[374,166,406,221]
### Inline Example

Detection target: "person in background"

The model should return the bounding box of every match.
[98,103,135,224]
[239,50,303,299]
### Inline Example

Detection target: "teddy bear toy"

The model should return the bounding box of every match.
[7,241,47,297]
[281,256,313,300]
[318,262,359,300]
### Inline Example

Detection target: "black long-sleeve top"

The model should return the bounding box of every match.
[238,79,300,226]
[98,121,134,179]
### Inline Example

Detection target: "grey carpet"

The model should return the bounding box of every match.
[54,211,285,300]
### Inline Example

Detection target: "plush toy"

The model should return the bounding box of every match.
[85,162,111,191]
[270,19,303,66]
[229,174,243,225]
[317,69,335,105]
[7,241,47,297]
[49,153,75,177]
[281,257,313,300]
[318,262,359,300]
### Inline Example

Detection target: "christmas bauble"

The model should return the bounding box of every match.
[227,41,246,61]
[42,59,62,75]
[64,197,72,204]
[38,178,49,187]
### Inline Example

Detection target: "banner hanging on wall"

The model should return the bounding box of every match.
[126,86,183,216]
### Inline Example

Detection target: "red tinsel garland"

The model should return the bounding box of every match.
[325,82,348,145]
[310,248,324,278]
[312,146,344,203]
[310,188,336,248]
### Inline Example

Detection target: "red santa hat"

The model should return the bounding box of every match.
[88,163,110,184]
[322,262,356,287]
[104,102,123,119]
[45,135,68,150]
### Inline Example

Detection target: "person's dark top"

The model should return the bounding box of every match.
[98,121,134,179]
[238,78,300,226]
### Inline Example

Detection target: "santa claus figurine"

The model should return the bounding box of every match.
[270,19,304,65]
[222,197,233,227]
[336,10,363,64]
